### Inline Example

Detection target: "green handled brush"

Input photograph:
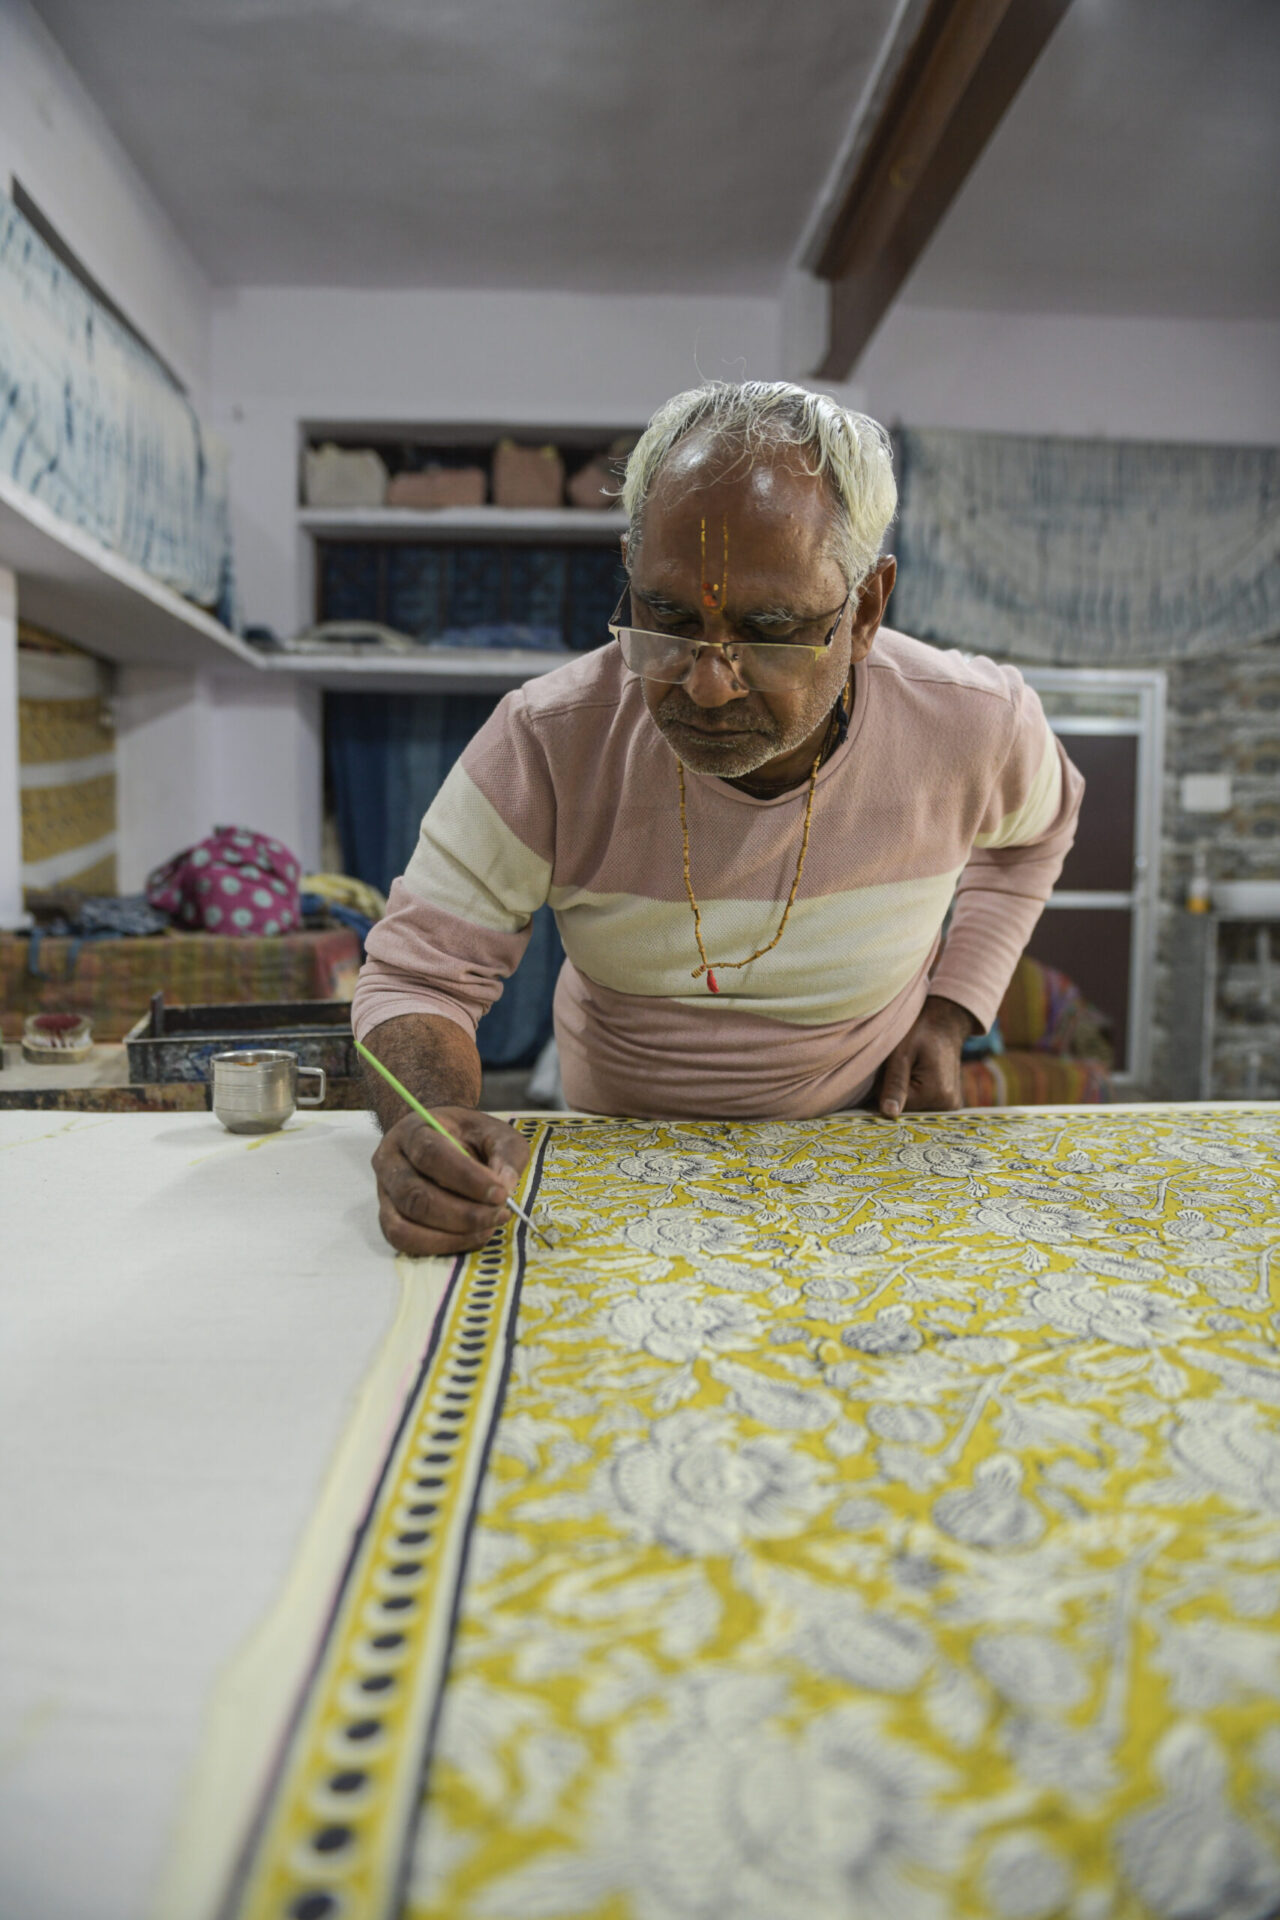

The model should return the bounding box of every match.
[355,1039,555,1248]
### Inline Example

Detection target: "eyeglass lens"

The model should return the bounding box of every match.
[615,629,819,692]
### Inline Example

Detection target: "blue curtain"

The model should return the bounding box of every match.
[326,691,564,1068]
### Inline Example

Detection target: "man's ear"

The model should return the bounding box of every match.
[619,531,629,568]
[849,555,896,661]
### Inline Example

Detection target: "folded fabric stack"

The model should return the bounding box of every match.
[432,623,564,652]
[960,954,1114,1105]
[300,872,387,947]
[0,927,362,1041]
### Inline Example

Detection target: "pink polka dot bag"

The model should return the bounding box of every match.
[146,826,302,936]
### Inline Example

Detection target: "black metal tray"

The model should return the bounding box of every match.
[124,994,356,1085]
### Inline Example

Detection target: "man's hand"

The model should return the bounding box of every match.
[876,994,978,1118]
[372,1107,530,1255]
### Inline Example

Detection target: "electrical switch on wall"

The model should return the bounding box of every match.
[1179,773,1233,813]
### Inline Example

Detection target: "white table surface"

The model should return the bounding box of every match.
[1,1042,131,1088]
[0,1109,409,1920]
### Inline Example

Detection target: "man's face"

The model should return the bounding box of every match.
[626,434,888,782]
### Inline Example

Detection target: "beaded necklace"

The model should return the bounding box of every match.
[677,680,850,994]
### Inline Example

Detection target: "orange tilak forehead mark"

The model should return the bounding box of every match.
[699,515,729,611]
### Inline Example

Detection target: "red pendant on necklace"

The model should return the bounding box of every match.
[706,969,719,994]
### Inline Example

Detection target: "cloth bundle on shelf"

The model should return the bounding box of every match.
[300,871,387,946]
[566,455,616,509]
[431,623,563,652]
[147,827,302,936]
[303,443,387,508]
[492,438,565,507]
[386,468,486,509]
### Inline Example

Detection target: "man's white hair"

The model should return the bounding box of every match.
[621,380,898,591]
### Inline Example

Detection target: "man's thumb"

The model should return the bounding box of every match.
[879,1047,910,1119]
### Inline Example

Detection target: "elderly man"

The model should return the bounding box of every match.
[354,381,1082,1254]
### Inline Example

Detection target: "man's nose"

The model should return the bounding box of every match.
[682,645,750,708]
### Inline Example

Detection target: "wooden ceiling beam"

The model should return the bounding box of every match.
[813,0,1074,379]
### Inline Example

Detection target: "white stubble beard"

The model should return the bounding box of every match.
[651,655,850,781]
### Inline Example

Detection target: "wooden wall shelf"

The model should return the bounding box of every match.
[260,645,578,695]
[0,475,587,691]
[298,506,627,543]
[0,471,258,672]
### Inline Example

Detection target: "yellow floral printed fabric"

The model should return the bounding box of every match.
[409,1111,1280,1920]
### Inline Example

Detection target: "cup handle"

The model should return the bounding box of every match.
[297,1065,327,1107]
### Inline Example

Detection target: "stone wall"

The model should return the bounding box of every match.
[1150,639,1280,1099]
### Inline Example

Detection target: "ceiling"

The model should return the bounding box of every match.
[900,0,1280,318]
[29,0,1280,318]
[27,0,904,294]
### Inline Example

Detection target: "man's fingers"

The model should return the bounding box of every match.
[877,1000,971,1116]
[899,1040,963,1113]
[371,1108,533,1255]
[904,1069,959,1110]
[380,1149,507,1238]
[377,1192,501,1258]
[901,1068,942,1112]
[394,1114,512,1206]
[451,1109,531,1185]
[878,1044,913,1119]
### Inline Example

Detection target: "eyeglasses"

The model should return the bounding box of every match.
[608,589,851,694]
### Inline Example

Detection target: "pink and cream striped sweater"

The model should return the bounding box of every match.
[352,630,1083,1118]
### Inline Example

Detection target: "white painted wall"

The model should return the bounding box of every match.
[7,0,1275,895]
[214,282,1280,641]
[0,1,267,887]
[852,306,1280,445]
[210,286,781,636]
[0,0,213,396]
[203,280,1280,885]
[114,668,322,891]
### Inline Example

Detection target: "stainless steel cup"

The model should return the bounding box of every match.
[211,1049,327,1133]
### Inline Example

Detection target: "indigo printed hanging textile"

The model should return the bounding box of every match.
[893,427,1280,664]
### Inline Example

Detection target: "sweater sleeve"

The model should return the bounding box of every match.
[928,673,1084,1033]
[350,692,556,1045]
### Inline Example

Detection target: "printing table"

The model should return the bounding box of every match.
[2,1105,1278,1920]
